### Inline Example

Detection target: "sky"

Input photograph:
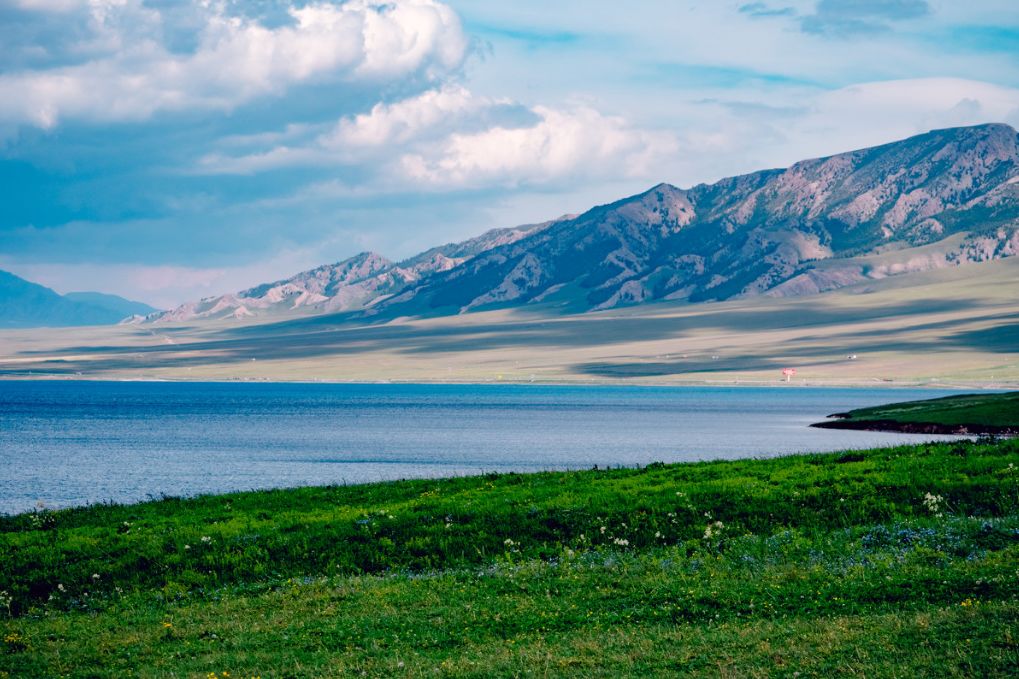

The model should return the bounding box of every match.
[1,0,1018,308]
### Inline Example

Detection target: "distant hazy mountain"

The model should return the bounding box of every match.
[150,123,1019,324]
[63,292,158,319]
[148,220,561,323]
[0,271,158,328]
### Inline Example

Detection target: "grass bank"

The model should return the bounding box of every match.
[3,438,1019,677]
[813,391,1019,434]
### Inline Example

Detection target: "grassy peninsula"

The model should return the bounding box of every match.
[813,391,1019,435]
[3,437,1019,677]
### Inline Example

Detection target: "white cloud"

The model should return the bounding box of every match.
[400,104,678,188]
[198,86,677,188]
[325,84,483,147]
[197,84,494,172]
[0,0,468,128]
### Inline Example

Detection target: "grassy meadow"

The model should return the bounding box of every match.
[817,391,1019,433]
[3,436,1019,677]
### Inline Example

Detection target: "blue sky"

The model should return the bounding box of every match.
[1,0,1018,307]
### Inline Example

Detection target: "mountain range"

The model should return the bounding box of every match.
[143,123,1019,325]
[7,123,1017,328]
[143,220,562,323]
[0,271,158,328]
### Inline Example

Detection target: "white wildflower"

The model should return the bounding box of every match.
[703,521,725,540]
[922,492,946,517]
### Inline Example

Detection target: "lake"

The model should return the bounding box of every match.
[0,381,965,514]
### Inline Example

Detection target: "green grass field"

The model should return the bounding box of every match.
[818,391,1019,433]
[3,437,1019,677]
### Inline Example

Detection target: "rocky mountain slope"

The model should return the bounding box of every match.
[373,123,1019,317]
[148,123,1019,324]
[0,271,158,328]
[146,221,559,323]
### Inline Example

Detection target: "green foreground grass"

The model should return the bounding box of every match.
[3,438,1019,677]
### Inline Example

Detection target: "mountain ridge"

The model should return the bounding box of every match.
[368,122,1018,317]
[144,122,1019,324]
[145,220,564,323]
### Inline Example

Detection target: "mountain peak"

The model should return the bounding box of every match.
[647,181,682,193]
[348,251,391,264]
[941,121,1015,135]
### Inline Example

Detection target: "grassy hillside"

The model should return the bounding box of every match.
[1,257,1018,386]
[816,391,1019,434]
[3,438,1019,677]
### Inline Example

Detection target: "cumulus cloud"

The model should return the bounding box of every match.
[325,85,488,147]
[0,0,468,129]
[198,86,676,188]
[196,84,493,173]
[400,105,678,188]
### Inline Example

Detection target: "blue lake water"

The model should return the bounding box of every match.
[0,381,966,514]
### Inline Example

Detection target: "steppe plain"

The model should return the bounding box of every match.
[2,258,1016,388]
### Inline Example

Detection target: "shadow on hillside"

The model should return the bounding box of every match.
[948,320,1019,353]
[12,298,1015,374]
[574,315,1019,378]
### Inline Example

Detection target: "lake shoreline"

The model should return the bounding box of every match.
[812,417,1018,436]
[1,373,1015,390]
[0,382,969,515]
